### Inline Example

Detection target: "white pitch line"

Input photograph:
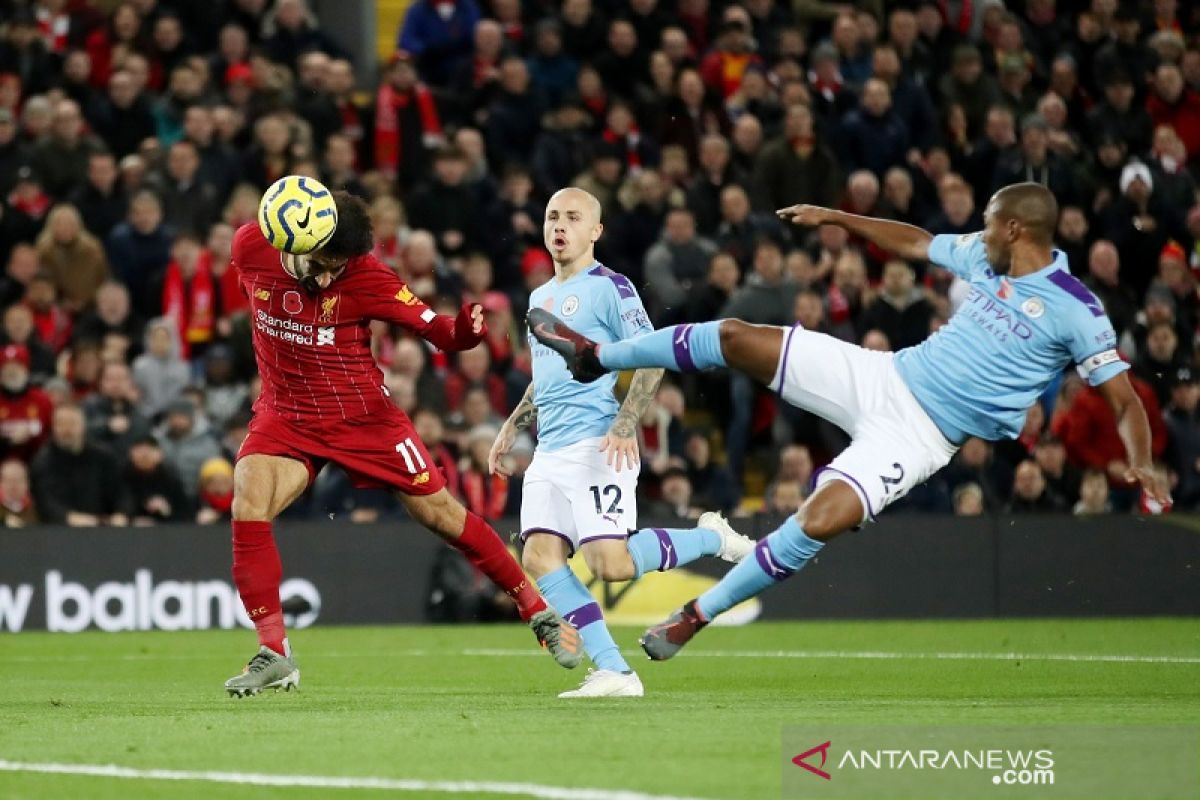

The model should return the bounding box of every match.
[0,760,710,800]
[461,648,1200,665]
[0,649,1197,665]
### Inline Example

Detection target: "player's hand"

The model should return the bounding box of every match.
[1126,463,1171,506]
[599,433,640,473]
[489,424,516,476]
[776,204,832,228]
[469,304,484,335]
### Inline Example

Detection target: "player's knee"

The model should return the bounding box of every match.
[583,549,634,582]
[717,319,750,358]
[521,534,567,578]
[797,501,850,541]
[231,494,270,521]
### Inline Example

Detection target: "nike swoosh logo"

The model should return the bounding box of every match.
[534,323,568,343]
[297,205,312,229]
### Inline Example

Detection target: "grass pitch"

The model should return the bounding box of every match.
[0,619,1197,800]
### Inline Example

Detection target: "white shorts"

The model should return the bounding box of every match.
[772,325,958,523]
[520,436,639,556]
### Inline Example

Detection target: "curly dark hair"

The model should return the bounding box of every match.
[317,191,373,259]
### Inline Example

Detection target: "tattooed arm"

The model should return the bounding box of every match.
[602,367,665,473]
[489,383,537,476]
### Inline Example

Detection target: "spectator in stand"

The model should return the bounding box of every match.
[643,207,717,325]
[952,482,985,516]
[321,132,367,199]
[6,166,52,247]
[942,437,1007,512]
[858,259,934,351]
[646,467,703,519]
[722,239,794,325]
[155,398,222,500]
[413,406,461,499]
[35,204,109,315]
[261,0,348,72]
[444,344,506,416]
[1073,468,1112,515]
[196,456,235,524]
[406,145,479,258]
[132,317,189,420]
[1164,367,1200,510]
[31,99,103,200]
[1033,433,1082,509]
[0,343,51,463]
[1146,63,1200,166]
[87,69,156,161]
[1,303,55,381]
[371,51,444,191]
[460,424,507,521]
[0,108,28,202]
[528,20,578,110]
[25,272,72,353]
[1148,125,1196,215]
[838,78,912,179]
[715,184,783,270]
[1006,460,1066,513]
[1053,373,1168,510]
[1086,70,1153,156]
[938,45,1000,138]
[106,190,174,320]
[687,134,738,237]
[926,175,982,236]
[660,67,730,167]
[685,251,740,324]
[125,434,191,524]
[0,245,38,311]
[31,402,130,526]
[293,51,341,157]
[1133,322,1184,406]
[0,458,37,527]
[69,151,128,242]
[398,0,481,88]
[1103,161,1181,301]
[992,114,1077,205]
[73,280,143,360]
[752,104,841,231]
[151,139,220,236]
[484,57,546,167]
[764,479,804,516]
[699,10,762,100]
[1083,241,1137,342]
[82,359,151,457]
[157,233,218,362]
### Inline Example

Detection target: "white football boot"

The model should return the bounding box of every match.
[700,511,755,563]
[558,668,645,698]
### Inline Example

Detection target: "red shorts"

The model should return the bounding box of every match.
[238,407,446,496]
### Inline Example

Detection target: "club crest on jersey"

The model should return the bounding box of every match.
[394,286,420,306]
[561,295,580,316]
[282,291,303,315]
[254,289,270,302]
[318,295,338,323]
[1021,297,1045,318]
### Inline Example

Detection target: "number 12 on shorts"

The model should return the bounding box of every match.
[395,437,427,474]
[589,484,624,515]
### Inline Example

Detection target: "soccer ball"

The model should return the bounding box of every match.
[258,175,339,255]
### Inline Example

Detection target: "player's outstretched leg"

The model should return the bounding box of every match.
[403,491,583,669]
[640,482,860,660]
[527,309,784,386]
[625,512,754,578]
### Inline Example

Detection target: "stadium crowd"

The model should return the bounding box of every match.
[0,0,1196,527]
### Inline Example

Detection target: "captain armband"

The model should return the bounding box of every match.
[1077,349,1121,378]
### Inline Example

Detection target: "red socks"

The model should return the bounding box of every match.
[231,520,287,656]
[452,512,547,621]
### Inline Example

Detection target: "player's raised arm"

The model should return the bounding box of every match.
[1096,372,1171,505]
[777,205,933,263]
[490,383,537,476]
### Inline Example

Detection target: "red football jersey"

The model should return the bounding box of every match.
[231,223,443,422]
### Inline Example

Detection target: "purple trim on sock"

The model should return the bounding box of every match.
[753,537,794,581]
[811,466,876,520]
[520,527,576,557]
[774,323,800,394]
[653,528,678,571]
[564,601,604,629]
[673,324,697,372]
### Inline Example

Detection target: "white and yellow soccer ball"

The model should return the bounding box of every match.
[257,175,339,254]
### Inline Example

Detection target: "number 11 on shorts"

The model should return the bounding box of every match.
[395,437,427,474]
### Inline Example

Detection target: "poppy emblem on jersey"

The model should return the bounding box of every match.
[282,291,303,315]
[998,278,1012,300]
[541,296,555,311]
[254,289,270,302]
[1021,297,1045,319]
[394,286,420,306]
[561,295,580,316]
[318,295,339,323]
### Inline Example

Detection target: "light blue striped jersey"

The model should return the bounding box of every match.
[894,233,1127,443]
[528,263,654,451]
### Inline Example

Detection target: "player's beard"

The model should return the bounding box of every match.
[282,253,323,295]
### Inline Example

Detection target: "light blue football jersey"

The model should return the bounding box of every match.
[894,233,1128,444]
[528,263,654,451]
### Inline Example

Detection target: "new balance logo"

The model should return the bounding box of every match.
[254,289,270,301]
[413,472,430,486]
[316,327,335,346]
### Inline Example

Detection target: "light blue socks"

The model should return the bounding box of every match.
[696,517,824,619]
[536,565,630,673]
[598,322,726,372]
[625,527,722,579]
